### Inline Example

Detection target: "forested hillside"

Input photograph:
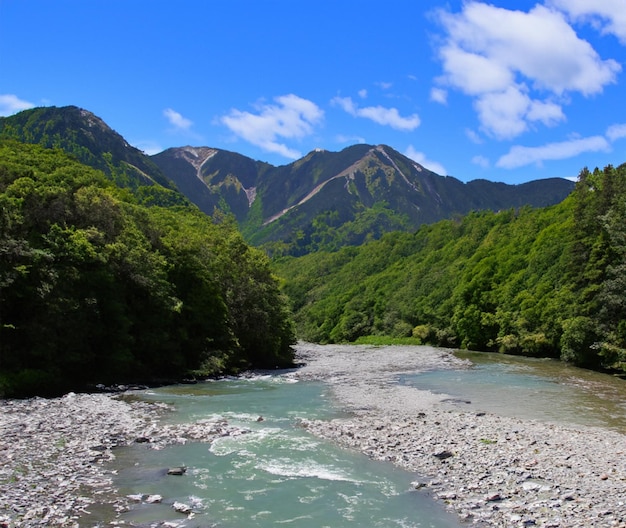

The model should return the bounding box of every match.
[275,162,626,374]
[0,107,186,206]
[0,140,295,397]
[1,106,574,257]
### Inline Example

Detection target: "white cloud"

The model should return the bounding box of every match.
[358,89,368,99]
[332,96,420,131]
[465,128,483,144]
[430,87,448,104]
[336,134,366,144]
[472,155,490,168]
[221,94,323,159]
[438,45,514,96]
[475,86,566,140]
[359,106,420,130]
[434,2,620,139]
[405,145,447,175]
[163,108,193,131]
[606,123,626,141]
[332,96,356,115]
[550,0,626,43]
[474,88,532,140]
[376,81,393,90]
[496,135,610,169]
[0,94,35,116]
[527,99,566,125]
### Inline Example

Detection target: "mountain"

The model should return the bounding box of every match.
[0,106,187,206]
[0,106,575,255]
[151,146,273,219]
[152,143,575,255]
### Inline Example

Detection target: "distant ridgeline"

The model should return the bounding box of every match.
[152,143,574,257]
[275,161,626,375]
[0,106,574,257]
[0,140,295,397]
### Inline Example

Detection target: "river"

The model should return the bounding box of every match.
[399,350,626,432]
[103,347,626,527]
[108,374,461,527]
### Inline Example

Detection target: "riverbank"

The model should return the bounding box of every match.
[294,343,626,527]
[1,343,625,527]
[0,392,244,527]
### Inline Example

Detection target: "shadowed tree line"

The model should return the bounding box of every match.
[0,140,295,397]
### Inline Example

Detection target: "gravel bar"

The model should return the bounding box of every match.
[2,343,625,527]
[0,391,244,527]
[293,343,626,527]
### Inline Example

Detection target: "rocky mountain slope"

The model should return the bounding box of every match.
[153,142,574,253]
[1,106,575,254]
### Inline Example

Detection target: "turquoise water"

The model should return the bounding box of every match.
[399,351,626,431]
[109,374,461,527]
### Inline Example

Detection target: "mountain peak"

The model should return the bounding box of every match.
[0,105,176,191]
[1,105,576,256]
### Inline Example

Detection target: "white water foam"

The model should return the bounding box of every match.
[257,458,361,482]
[237,373,300,384]
[209,427,281,456]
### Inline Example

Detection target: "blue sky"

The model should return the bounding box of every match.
[1,0,625,184]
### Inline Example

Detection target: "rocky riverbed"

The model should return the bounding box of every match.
[1,343,625,527]
[0,391,245,527]
[294,343,626,527]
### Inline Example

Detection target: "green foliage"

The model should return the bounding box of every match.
[152,141,573,256]
[0,140,295,397]
[560,316,599,367]
[0,106,189,207]
[275,162,626,375]
[254,201,413,257]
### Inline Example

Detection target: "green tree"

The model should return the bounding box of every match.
[0,140,296,397]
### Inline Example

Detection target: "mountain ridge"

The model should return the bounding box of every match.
[0,106,576,255]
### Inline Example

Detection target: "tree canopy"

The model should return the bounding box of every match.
[0,140,295,397]
[275,162,626,375]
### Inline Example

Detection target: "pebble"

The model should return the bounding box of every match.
[294,343,626,528]
[0,392,244,527]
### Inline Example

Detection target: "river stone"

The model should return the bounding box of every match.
[172,501,192,514]
[126,494,145,502]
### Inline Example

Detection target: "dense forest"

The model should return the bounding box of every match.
[275,162,626,375]
[2,128,624,398]
[0,140,295,397]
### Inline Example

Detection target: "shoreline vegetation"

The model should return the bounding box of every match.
[0,140,296,399]
[275,163,626,379]
[1,343,625,527]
